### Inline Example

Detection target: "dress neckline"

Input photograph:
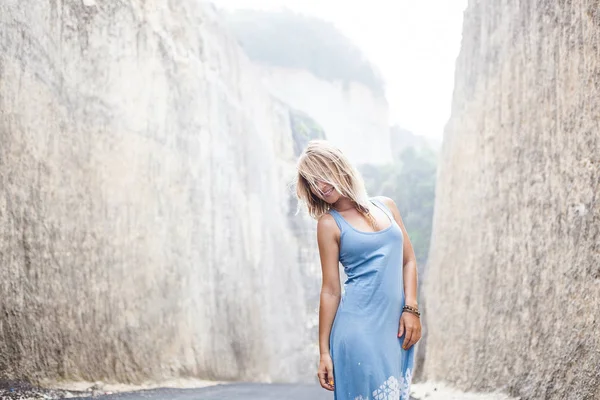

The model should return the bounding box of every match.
[330,199,394,235]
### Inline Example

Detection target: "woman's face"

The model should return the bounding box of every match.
[310,179,341,204]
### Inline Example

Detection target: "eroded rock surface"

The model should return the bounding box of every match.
[424,1,600,399]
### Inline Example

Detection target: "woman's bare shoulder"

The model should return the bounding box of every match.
[372,195,396,207]
[316,212,340,240]
[317,212,337,231]
[373,196,401,216]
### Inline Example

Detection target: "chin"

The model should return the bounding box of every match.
[324,193,341,204]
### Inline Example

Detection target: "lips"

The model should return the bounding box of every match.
[322,187,334,197]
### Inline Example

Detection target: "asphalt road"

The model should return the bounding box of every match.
[70,383,334,400]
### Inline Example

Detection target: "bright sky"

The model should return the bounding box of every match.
[213,0,468,144]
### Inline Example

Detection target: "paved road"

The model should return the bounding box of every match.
[71,383,334,400]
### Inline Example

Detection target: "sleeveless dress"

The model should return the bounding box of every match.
[328,197,415,400]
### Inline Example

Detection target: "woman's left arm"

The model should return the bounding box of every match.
[380,196,422,350]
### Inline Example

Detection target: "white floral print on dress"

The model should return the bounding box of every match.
[372,376,400,400]
[354,368,412,400]
[400,368,412,400]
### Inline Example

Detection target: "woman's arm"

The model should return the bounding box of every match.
[380,196,422,350]
[316,213,342,390]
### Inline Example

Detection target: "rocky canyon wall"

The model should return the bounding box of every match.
[0,0,318,385]
[424,1,600,399]
[258,65,392,165]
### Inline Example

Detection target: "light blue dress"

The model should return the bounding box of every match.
[328,197,415,400]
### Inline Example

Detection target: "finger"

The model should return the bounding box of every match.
[403,328,413,349]
[409,328,421,348]
[318,372,328,390]
[398,318,405,338]
[402,326,413,347]
[319,377,332,391]
[321,374,333,391]
[415,329,422,343]
[409,332,420,348]
[326,364,335,390]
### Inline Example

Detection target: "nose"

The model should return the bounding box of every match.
[316,181,328,192]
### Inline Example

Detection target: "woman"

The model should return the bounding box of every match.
[296,140,421,400]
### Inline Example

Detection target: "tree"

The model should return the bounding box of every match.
[359,146,437,267]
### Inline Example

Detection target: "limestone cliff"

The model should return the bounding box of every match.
[0,0,318,385]
[222,9,392,165]
[258,65,392,165]
[424,1,600,399]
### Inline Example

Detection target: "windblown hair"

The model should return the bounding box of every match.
[296,140,373,222]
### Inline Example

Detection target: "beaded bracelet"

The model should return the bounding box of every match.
[403,308,421,318]
[402,305,421,317]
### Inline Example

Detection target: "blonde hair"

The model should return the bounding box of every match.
[296,140,375,225]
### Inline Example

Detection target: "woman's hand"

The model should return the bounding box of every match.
[398,311,422,350]
[317,353,335,391]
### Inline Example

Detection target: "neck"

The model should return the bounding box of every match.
[332,196,356,212]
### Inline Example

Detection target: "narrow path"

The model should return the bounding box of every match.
[67,382,513,400]
[70,383,334,400]
[2,381,512,400]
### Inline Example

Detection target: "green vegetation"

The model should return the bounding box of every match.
[223,9,385,96]
[285,111,436,265]
[360,146,437,267]
[289,108,326,156]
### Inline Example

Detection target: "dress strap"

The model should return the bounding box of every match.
[370,197,394,221]
[328,208,348,233]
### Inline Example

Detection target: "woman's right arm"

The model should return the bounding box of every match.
[316,214,342,391]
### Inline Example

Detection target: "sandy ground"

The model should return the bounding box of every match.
[42,377,221,394]
[43,379,220,397]
[0,378,221,399]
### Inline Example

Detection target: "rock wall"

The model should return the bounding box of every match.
[0,0,318,385]
[257,65,392,165]
[424,1,600,399]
